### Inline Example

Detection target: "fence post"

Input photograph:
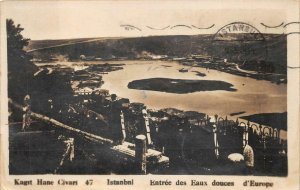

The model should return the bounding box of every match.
[259,124,263,137]
[262,136,266,170]
[135,135,147,174]
[214,114,218,125]
[257,124,267,170]
[224,116,228,135]
[273,128,280,144]
[273,128,278,139]
[206,115,210,125]
[233,118,238,134]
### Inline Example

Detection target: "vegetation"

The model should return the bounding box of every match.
[7,19,37,103]
[6,19,36,72]
[128,78,236,93]
[28,34,287,75]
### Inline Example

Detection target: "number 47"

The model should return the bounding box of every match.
[86,179,93,185]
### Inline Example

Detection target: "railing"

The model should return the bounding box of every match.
[212,115,286,173]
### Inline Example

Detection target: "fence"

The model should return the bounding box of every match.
[214,115,287,174]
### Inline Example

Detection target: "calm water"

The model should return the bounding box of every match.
[38,60,287,117]
[38,60,287,138]
[100,60,287,117]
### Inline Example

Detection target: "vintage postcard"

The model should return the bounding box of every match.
[0,0,299,190]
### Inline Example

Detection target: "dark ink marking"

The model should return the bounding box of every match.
[120,25,142,31]
[284,22,300,28]
[213,22,265,41]
[170,25,192,29]
[260,22,284,28]
[268,32,300,39]
[146,25,170,30]
[191,24,215,29]
[287,66,300,69]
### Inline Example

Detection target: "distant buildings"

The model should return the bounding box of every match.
[77,53,223,63]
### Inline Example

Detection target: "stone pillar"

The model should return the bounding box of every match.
[243,121,250,148]
[135,135,147,174]
[142,108,152,145]
[120,110,126,143]
[213,124,219,159]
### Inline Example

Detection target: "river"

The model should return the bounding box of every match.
[100,60,286,117]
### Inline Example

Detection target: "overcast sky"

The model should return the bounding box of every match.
[2,1,294,40]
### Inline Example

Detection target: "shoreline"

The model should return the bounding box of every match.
[180,61,287,84]
[34,60,287,135]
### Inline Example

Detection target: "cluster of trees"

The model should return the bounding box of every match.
[7,19,37,103]
[7,19,37,73]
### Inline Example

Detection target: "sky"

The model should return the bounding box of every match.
[1,0,296,40]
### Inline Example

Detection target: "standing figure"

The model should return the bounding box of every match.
[22,95,31,131]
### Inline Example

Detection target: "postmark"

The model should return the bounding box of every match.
[0,1,299,190]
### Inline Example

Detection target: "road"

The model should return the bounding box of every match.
[234,63,285,76]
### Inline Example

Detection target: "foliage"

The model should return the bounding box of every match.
[7,19,37,103]
[6,19,32,67]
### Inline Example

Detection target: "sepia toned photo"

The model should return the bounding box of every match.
[0,1,299,190]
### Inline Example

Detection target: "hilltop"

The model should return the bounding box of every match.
[28,34,287,74]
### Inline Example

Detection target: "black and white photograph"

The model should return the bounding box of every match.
[1,1,299,186]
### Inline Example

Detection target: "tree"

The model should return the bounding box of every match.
[6,19,36,72]
[7,19,29,59]
[6,19,37,103]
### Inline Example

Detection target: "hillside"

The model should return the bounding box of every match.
[28,34,287,74]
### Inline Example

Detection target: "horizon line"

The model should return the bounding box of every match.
[29,33,284,41]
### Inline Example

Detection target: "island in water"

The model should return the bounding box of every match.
[127,78,236,94]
